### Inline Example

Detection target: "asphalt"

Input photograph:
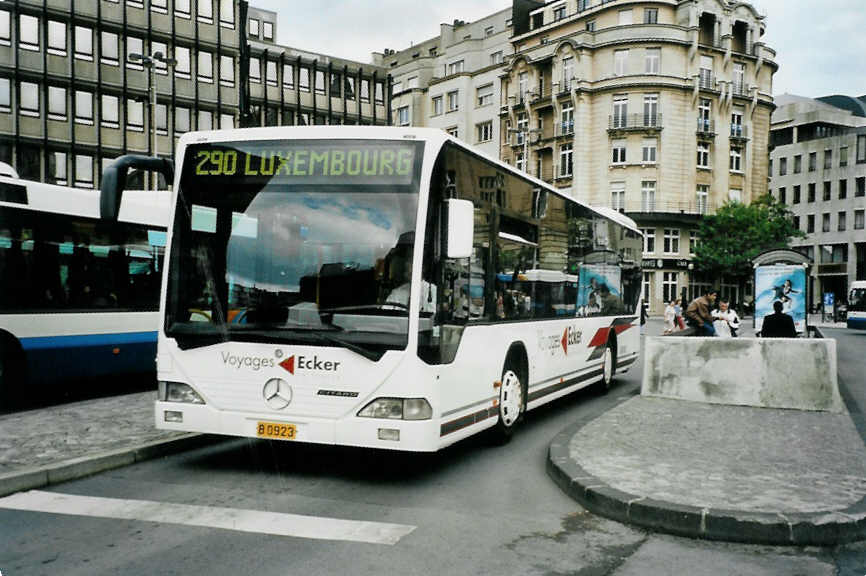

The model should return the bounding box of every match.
[0,316,863,547]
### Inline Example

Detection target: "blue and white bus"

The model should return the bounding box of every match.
[848,281,866,330]
[102,126,643,451]
[0,176,169,405]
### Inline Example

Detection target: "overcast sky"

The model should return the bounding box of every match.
[253,0,865,98]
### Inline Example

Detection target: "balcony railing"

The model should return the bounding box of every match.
[730,124,749,139]
[731,82,749,97]
[557,120,575,136]
[559,78,573,94]
[608,113,663,131]
[697,118,715,136]
[698,72,715,90]
[614,199,720,215]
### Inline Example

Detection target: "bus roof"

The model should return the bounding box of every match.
[176,126,641,236]
[0,176,170,228]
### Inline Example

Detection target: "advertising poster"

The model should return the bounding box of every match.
[577,264,621,314]
[754,265,807,333]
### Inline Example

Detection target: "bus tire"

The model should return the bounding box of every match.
[0,335,24,410]
[492,350,527,444]
[598,336,617,394]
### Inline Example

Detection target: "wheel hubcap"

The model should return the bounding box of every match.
[500,370,522,427]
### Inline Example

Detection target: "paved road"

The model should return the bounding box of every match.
[823,327,866,442]
[0,320,864,575]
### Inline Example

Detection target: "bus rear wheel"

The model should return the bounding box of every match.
[493,360,526,443]
[599,338,617,393]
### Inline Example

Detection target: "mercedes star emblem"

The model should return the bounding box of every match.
[263,378,292,410]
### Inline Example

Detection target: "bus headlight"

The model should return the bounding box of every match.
[160,381,205,404]
[357,398,432,420]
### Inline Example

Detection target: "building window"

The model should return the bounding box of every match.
[640,7,659,23]
[793,154,802,174]
[840,146,848,167]
[152,41,168,74]
[156,103,168,133]
[48,151,67,185]
[822,213,830,233]
[732,62,745,94]
[263,21,273,40]
[614,49,628,76]
[641,228,655,253]
[697,142,710,168]
[807,214,815,233]
[731,107,744,137]
[220,113,234,129]
[74,90,93,124]
[808,151,816,172]
[662,272,678,304]
[360,78,370,102]
[47,86,66,120]
[857,176,865,197]
[689,231,698,254]
[48,20,66,55]
[559,143,573,177]
[198,50,213,82]
[838,211,846,231]
[476,84,493,107]
[315,70,325,94]
[644,48,660,74]
[839,179,847,199]
[248,18,259,38]
[823,149,833,169]
[448,60,464,75]
[805,183,813,202]
[560,104,574,135]
[663,228,680,254]
[618,9,633,25]
[730,146,742,172]
[330,72,342,95]
[219,0,234,26]
[642,138,657,163]
[375,81,384,104]
[196,0,213,22]
[0,11,9,45]
[392,81,402,94]
[515,152,525,172]
[175,106,190,132]
[857,134,866,163]
[175,0,191,17]
[299,67,310,91]
[855,210,865,230]
[553,5,566,21]
[446,126,458,138]
[643,94,658,126]
[75,155,93,188]
[490,51,503,65]
[699,55,713,88]
[485,25,495,36]
[778,186,786,204]
[476,121,493,143]
[74,26,92,60]
[612,139,626,164]
[612,95,627,128]
[611,182,625,211]
[793,215,800,230]
[823,181,831,201]
[586,20,596,31]
[447,90,459,112]
[729,189,742,203]
[101,94,119,127]
[266,60,277,86]
[432,96,442,116]
[220,55,235,86]
[126,98,144,130]
[101,31,119,64]
[698,97,711,132]
[248,56,260,82]
[397,106,409,126]
[0,78,11,112]
[642,181,656,211]
[20,82,39,116]
[696,185,709,214]
[19,14,39,51]
[126,36,144,69]
[198,109,213,131]
[345,76,356,100]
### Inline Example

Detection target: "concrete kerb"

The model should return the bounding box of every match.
[546,411,866,546]
[0,433,216,498]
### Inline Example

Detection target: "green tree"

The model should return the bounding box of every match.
[692,194,805,305]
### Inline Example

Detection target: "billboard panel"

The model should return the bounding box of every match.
[754,265,807,333]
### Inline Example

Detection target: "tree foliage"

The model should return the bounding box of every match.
[692,194,806,280]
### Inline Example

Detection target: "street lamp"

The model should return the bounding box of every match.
[130,51,176,190]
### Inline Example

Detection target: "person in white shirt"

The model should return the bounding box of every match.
[712,299,740,338]
[663,301,676,334]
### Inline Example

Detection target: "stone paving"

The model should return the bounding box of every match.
[570,396,866,514]
[0,391,188,475]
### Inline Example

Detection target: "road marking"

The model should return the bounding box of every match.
[0,490,415,545]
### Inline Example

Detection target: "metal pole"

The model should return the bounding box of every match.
[151,61,158,191]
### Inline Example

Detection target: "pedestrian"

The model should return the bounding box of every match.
[663,300,676,334]
[712,299,740,338]
[674,298,685,331]
[685,288,718,336]
[760,300,798,338]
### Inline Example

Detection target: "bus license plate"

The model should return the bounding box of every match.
[256,421,297,440]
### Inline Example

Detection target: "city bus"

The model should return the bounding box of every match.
[848,280,866,330]
[0,176,169,405]
[101,126,643,451]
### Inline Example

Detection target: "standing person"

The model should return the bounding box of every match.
[674,298,685,331]
[685,289,718,336]
[761,300,798,338]
[712,299,741,338]
[663,301,676,334]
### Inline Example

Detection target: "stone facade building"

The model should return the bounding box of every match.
[498,0,776,312]
[770,94,866,309]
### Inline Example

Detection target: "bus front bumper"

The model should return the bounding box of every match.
[154,400,443,452]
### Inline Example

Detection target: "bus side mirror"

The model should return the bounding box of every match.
[444,199,474,259]
[100,155,174,221]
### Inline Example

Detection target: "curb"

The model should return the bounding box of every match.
[547,414,866,546]
[0,433,217,498]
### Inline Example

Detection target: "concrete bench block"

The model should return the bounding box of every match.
[642,337,843,413]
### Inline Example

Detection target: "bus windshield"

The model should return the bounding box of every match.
[165,139,424,355]
[850,287,866,312]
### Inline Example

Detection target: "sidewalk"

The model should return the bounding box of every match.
[0,391,211,497]
[548,390,866,545]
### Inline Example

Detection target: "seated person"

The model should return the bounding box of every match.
[760,300,797,338]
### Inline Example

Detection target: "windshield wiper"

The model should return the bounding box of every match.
[309,331,384,362]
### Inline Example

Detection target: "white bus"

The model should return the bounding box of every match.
[102,127,643,451]
[0,176,169,404]
[848,280,866,330]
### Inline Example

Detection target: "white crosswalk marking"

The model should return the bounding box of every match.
[0,490,416,545]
